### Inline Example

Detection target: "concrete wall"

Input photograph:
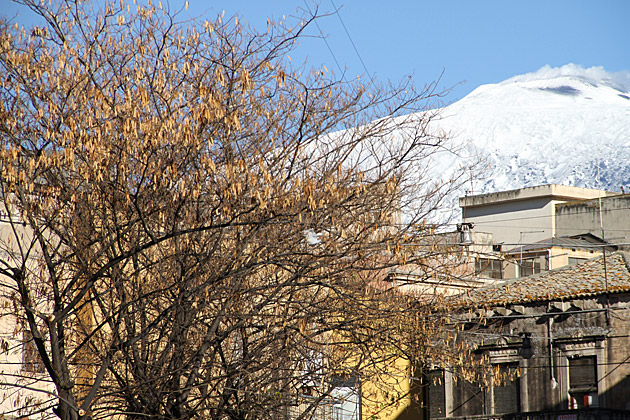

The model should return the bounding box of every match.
[604,294,630,409]
[460,185,613,246]
[547,247,600,269]
[556,195,630,247]
[462,196,555,246]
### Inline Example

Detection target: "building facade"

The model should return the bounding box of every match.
[430,253,630,419]
[459,185,624,282]
[459,184,615,247]
[556,193,630,249]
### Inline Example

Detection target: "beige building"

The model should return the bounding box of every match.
[0,203,54,418]
[460,185,622,282]
[556,193,630,249]
[500,233,616,278]
[459,184,615,247]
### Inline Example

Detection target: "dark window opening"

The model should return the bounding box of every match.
[568,257,587,266]
[519,257,546,277]
[428,370,446,418]
[493,363,520,414]
[475,258,503,279]
[452,376,485,417]
[569,356,598,408]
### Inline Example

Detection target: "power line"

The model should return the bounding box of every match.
[302,1,345,80]
[329,0,372,81]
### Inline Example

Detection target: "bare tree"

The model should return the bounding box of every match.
[0,1,476,419]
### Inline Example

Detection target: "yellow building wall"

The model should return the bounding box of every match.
[361,356,425,420]
[548,246,601,269]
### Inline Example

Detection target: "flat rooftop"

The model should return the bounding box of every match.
[459,184,616,208]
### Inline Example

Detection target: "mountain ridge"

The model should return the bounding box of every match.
[426,64,630,198]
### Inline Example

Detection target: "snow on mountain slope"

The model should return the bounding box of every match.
[427,64,630,197]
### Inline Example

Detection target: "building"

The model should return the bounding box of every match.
[459,184,615,247]
[288,185,630,420]
[429,252,630,419]
[556,193,630,249]
[417,185,630,419]
[500,233,616,278]
[0,202,55,418]
[459,185,624,282]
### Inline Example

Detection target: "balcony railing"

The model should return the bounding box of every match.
[441,408,630,420]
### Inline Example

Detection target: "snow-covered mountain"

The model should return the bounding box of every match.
[428,64,630,196]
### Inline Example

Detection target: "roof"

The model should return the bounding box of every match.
[505,233,617,254]
[454,252,630,307]
[459,184,614,208]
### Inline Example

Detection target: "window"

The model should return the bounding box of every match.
[519,257,546,277]
[569,356,598,408]
[568,257,587,266]
[452,376,485,417]
[475,258,503,279]
[427,370,446,418]
[493,363,520,414]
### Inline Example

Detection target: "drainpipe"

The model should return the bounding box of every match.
[547,302,558,394]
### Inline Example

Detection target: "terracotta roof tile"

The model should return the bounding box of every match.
[453,252,630,307]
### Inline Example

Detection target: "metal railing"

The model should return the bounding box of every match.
[441,408,630,420]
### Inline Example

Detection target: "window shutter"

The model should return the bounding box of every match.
[428,371,446,418]
[569,356,597,391]
[493,363,520,414]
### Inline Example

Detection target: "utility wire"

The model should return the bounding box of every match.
[302,0,345,80]
[329,0,372,81]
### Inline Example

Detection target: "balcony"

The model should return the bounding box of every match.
[441,408,630,420]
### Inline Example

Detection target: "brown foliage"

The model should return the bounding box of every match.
[0,1,475,419]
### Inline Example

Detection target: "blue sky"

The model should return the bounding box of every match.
[5,0,630,101]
